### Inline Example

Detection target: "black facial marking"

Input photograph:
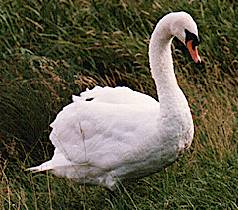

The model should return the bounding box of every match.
[185,29,200,50]
[85,97,94,101]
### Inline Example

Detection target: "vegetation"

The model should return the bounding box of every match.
[0,0,237,209]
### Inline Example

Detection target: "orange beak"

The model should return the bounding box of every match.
[186,40,201,63]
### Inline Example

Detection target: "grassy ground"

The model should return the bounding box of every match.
[0,0,237,209]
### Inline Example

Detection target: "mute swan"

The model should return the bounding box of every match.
[28,11,201,190]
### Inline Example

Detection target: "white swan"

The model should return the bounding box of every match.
[28,11,201,190]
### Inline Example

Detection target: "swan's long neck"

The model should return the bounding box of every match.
[149,21,186,111]
[148,13,194,150]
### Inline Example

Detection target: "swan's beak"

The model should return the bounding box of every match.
[186,40,201,63]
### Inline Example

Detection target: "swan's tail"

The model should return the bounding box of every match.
[26,160,54,173]
[26,148,72,173]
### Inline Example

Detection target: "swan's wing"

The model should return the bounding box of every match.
[73,86,158,105]
[50,100,160,169]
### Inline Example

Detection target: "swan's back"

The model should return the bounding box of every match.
[74,86,158,105]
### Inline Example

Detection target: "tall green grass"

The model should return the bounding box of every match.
[0,0,237,209]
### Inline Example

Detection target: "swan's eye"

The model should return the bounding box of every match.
[185,29,200,50]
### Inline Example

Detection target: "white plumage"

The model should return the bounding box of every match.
[28,11,201,190]
[73,86,158,105]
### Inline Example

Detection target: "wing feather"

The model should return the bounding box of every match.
[50,98,160,168]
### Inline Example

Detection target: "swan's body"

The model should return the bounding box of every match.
[28,12,201,190]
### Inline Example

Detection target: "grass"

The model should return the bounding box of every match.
[0,0,237,209]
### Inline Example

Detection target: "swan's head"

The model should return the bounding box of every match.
[167,12,201,63]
